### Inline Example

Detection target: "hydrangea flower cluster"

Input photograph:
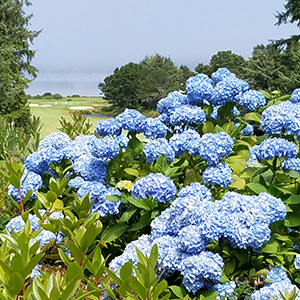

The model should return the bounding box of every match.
[169,128,201,157]
[211,281,236,300]
[169,105,206,126]
[199,131,234,165]
[260,100,300,137]
[132,173,176,203]
[143,117,168,139]
[157,91,188,114]
[255,138,298,161]
[282,158,300,174]
[111,181,286,293]
[202,162,233,187]
[210,76,248,106]
[234,122,254,136]
[251,266,300,300]
[5,209,64,246]
[186,74,214,105]
[115,108,147,133]
[238,90,266,111]
[143,138,175,163]
[95,118,122,137]
[8,170,43,203]
[294,254,300,270]
[69,177,122,217]
[289,88,300,103]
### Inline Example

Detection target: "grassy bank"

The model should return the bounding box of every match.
[28,97,111,138]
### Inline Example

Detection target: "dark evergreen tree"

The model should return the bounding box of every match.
[0,0,39,127]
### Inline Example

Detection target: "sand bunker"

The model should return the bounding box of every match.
[29,103,39,107]
[40,104,52,107]
[69,106,93,110]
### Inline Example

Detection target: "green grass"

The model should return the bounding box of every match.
[29,97,111,138]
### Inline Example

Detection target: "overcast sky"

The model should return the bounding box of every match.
[25,0,299,96]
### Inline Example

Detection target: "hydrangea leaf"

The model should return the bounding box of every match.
[246,182,268,194]
[7,272,24,296]
[169,285,188,298]
[284,212,300,227]
[202,121,214,134]
[243,112,261,123]
[225,155,246,175]
[124,168,139,177]
[101,223,128,243]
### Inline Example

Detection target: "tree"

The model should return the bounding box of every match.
[0,0,39,127]
[275,0,300,45]
[99,54,183,111]
[244,44,283,91]
[195,51,247,79]
[98,63,142,109]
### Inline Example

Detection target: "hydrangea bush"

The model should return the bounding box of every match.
[2,68,300,299]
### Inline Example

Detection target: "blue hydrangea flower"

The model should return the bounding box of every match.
[210,77,248,106]
[265,266,291,286]
[282,158,300,174]
[39,132,71,151]
[143,118,168,139]
[5,210,64,246]
[89,137,120,161]
[95,118,122,137]
[238,90,266,111]
[295,254,300,270]
[251,281,300,300]
[143,138,175,163]
[157,91,188,114]
[75,180,122,217]
[177,225,209,253]
[24,150,51,176]
[114,134,129,150]
[211,281,236,300]
[234,122,254,136]
[115,108,147,133]
[256,138,298,161]
[73,155,107,181]
[202,162,233,187]
[177,182,212,201]
[158,113,171,126]
[132,173,176,203]
[169,105,206,127]
[169,128,202,157]
[209,105,221,120]
[199,132,234,165]
[246,145,262,168]
[91,187,122,217]
[31,264,42,278]
[186,74,214,105]
[109,235,153,274]
[68,176,86,190]
[211,68,236,83]
[260,101,296,136]
[289,88,300,103]
[8,170,43,202]
[179,251,224,293]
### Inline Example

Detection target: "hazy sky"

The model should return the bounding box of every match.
[25,0,299,96]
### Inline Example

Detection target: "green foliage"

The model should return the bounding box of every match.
[59,111,93,138]
[99,54,190,111]
[0,0,40,127]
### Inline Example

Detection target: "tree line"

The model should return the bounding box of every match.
[99,41,300,111]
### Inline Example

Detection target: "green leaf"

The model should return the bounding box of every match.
[243,112,261,123]
[224,258,236,276]
[169,285,188,298]
[222,122,234,134]
[184,169,201,185]
[120,261,133,282]
[7,272,24,296]
[66,262,83,285]
[10,253,24,273]
[9,174,20,188]
[129,276,147,299]
[118,207,137,223]
[47,191,57,203]
[101,223,128,243]
[124,168,139,177]
[105,195,122,202]
[246,182,268,194]
[225,155,246,175]
[260,239,279,253]
[229,174,246,189]
[126,195,150,210]
[202,121,214,134]
[153,280,168,300]
[154,155,170,173]
[284,212,300,227]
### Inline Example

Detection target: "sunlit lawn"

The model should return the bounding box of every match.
[29,97,110,138]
